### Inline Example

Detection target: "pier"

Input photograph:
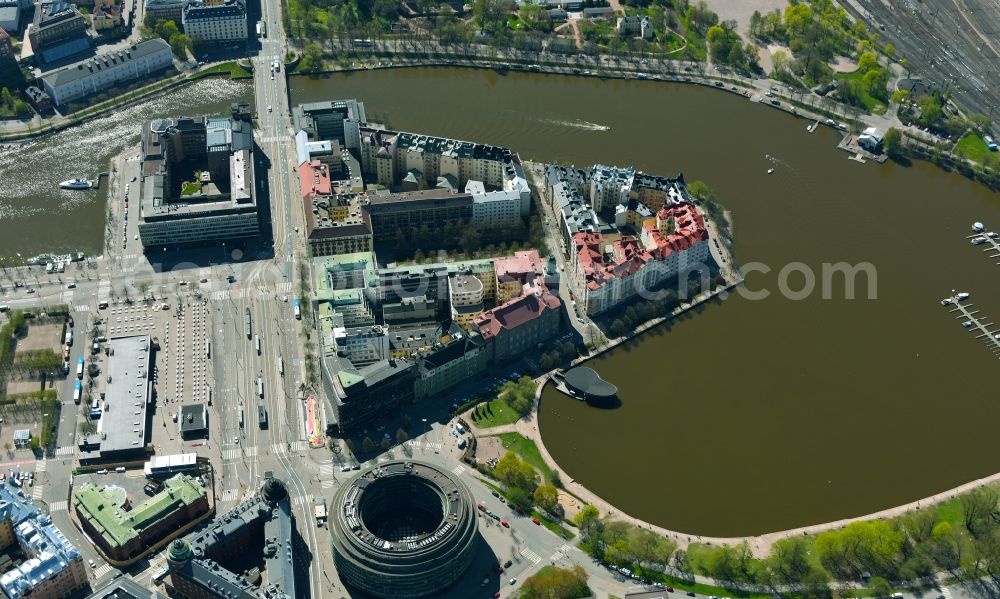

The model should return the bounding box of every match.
[807,120,820,133]
[965,224,1000,264]
[943,293,1000,358]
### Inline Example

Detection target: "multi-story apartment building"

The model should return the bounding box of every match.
[413,331,489,400]
[182,0,246,44]
[144,0,187,24]
[0,482,87,599]
[494,249,546,303]
[300,159,373,256]
[29,0,89,59]
[41,39,172,105]
[474,288,562,364]
[293,99,366,153]
[448,271,485,329]
[137,105,261,250]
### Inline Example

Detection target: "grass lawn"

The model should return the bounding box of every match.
[181,181,201,196]
[954,133,990,161]
[498,432,556,484]
[190,61,252,80]
[834,69,888,115]
[470,397,520,428]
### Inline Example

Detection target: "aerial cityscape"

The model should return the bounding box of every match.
[0,0,999,597]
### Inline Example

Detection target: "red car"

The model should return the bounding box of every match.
[500,520,510,528]
[532,518,541,526]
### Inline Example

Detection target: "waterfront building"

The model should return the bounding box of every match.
[165,477,296,599]
[0,26,15,57]
[144,0,188,25]
[137,105,260,250]
[29,0,90,63]
[299,157,373,257]
[77,335,152,464]
[41,39,172,105]
[73,474,209,563]
[24,86,53,112]
[858,127,885,153]
[474,287,562,364]
[0,481,87,599]
[293,99,366,153]
[181,0,247,44]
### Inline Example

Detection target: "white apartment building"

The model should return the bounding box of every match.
[182,0,247,44]
[40,39,172,105]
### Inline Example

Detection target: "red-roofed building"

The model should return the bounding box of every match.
[494,249,546,303]
[474,288,562,363]
[299,159,333,200]
[574,201,709,315]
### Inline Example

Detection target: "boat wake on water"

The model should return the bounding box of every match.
[538,118,611,132]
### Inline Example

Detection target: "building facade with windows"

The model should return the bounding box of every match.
[182,0,247,43]
[41,39,172,105]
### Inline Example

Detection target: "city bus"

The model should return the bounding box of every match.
[255,335,261,355]
[73,380,81,403]
[90,397,101,419]
[76,356,84,379]
[293,298,300,320]
[205,338,211,359]
[245,308,252,339]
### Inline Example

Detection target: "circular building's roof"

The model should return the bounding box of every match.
[330,460,479,599]
[168,539,193,562]
[261,477,288,505]
[564,366,618,399]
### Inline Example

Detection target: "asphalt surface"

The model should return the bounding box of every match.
[844,0,1000,121]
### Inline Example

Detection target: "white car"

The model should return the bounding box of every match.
[267,105,272,112]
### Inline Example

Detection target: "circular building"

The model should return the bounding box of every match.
[564,366,618,405]
[329,460,478,598]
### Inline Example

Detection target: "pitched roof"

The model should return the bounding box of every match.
[474,289,561,341]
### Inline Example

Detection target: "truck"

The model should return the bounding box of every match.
[293,298,301,320]
[314,497,327,526]
[256,20,266,37]
[257,377,264,398]
[76,357,84,379]
[255,335,261,355]
[258,405,268,429]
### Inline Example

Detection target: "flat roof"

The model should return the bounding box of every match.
[179,404,207,433]
[564,366,617,399]
[99,335,151,453]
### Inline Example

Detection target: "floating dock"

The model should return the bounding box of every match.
[943,294,1000,358]
[965,225,1000,265]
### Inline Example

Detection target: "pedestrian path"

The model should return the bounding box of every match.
[550,543,573,561]
[31,485,44,500]
[319,462,335,489]
[520,547,541,565]
[49,500,68,512]
[55,446,74,457]
[93,563,115,579]
[293,493,313,507]
[220,489,239,502]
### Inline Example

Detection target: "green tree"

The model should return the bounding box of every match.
[856,50,878,72]
[883,127,903,160]
[574,505,601,542]
[394,428,408,445]
[494,452,538,492]
[519,565,590,599]
[300,42,323,73]
[868,576,894,597]
[533,483,559,514]
[890,88,909,104]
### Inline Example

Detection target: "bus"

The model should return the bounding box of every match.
[293,298,301,320]
[90,397,101,419]
[278,356,284,377]
[73,380,81,403]
[258,405,268,429]
[257,377,264,398]
[245,308,252,339]
[256,20,266,38]
[76,357,84,379]
[255,335,261,355]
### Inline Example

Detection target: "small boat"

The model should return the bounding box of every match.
[941,298,952,306]
[973,221,985,232]
[963,321,974,329]
[956,292,970,301]
[971,237,987,245]
[767,168,775,174]
[988,232,999,239]
[59,178,92,190]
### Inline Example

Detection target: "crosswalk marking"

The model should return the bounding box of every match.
[34,460,46,473]
[31,485,44,500]
[220,489,239,502]
[319,463,335,488]
[75,304,89,313]
[942,587,953,599]
[549,543,573,561]
[293,493,313,506]
[520,547,541,565]
[93,563,115,578]
[49,500,68,512]
[451,464,466,476]
[289,440,306,452]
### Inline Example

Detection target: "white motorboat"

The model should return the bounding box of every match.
[956,292,970,301]
[971,237,987,245]
[963,321,974,329]
[59,178,92,190]
[941,298,952,306]
[767,168,775,174]
[973,221,985,232]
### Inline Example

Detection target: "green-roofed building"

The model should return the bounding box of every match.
[74,474,210,563]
